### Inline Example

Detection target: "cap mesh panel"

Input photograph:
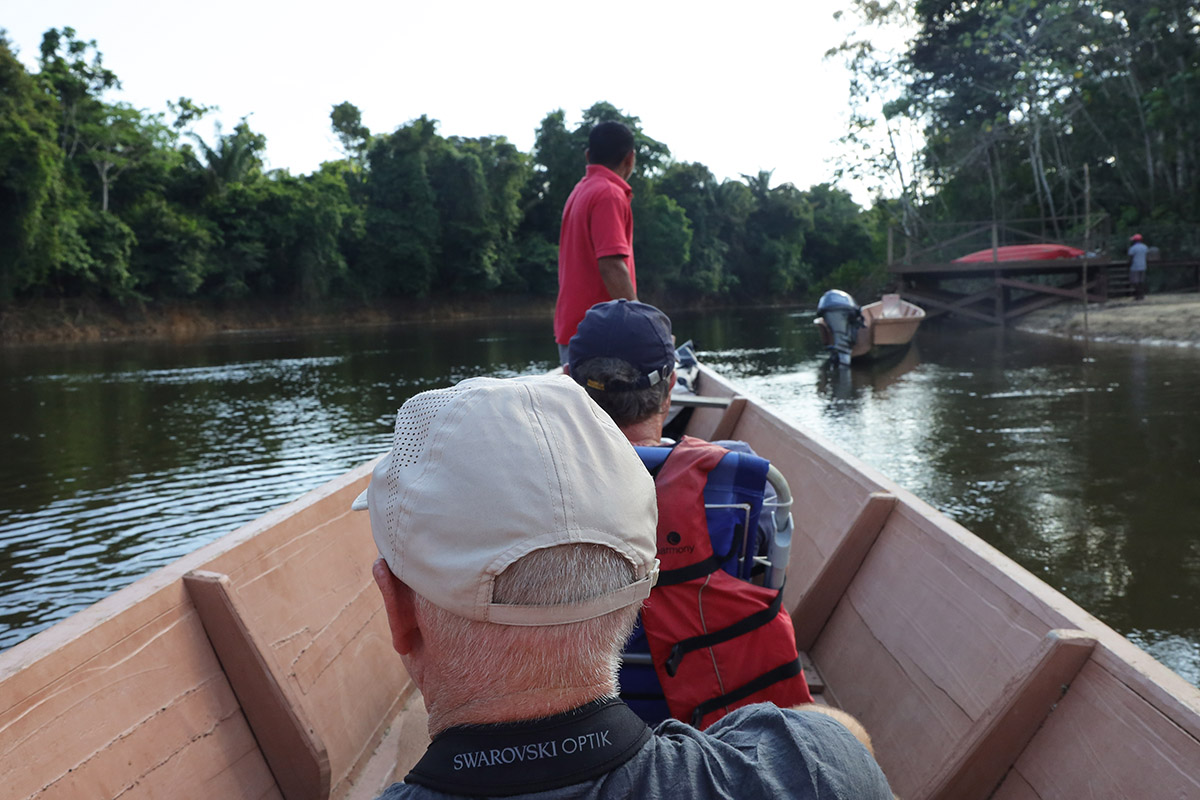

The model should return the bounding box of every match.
[384,389,455,534]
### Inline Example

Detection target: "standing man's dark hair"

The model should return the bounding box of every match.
[587,121,636,170]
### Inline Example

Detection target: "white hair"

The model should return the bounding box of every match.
[415,544,641,706]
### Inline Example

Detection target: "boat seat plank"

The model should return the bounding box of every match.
[672,382,737,441]
[0,589,282,800]
[669,395,733,410]
[708,396,748,442]
[814,600,974,796]
[996,657,1200,799]
[809,506,1056,797]
[185,570,331,800]
[798,650,825,695]
[206,499,416,798]
[791,492,896,651]
[923,628,1097,800]
[843,505,1052,719]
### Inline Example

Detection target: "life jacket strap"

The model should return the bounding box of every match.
[688,659,804,727]
[663,581,786,677]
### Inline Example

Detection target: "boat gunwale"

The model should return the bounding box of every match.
[0,460,379,682]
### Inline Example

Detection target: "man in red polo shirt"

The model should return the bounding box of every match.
[554,121,638,364]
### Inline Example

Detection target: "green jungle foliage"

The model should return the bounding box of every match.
[0,29,886,308]
[836,0,1200,258]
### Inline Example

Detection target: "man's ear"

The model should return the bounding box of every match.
[373,557,421,655]
[660,368,677,413]
[620,150,636,178]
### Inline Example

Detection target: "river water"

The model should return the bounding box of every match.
[2,308,1197,685]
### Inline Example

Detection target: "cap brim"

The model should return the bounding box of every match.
[351,487,369,511]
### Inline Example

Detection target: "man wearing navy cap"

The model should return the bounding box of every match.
[566,300,677,447]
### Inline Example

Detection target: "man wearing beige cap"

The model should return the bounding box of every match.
[355,375,892,798]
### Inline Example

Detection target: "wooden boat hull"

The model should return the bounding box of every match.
[816,294,926,362]
[2,366,1198,800]
[0,462,425,800]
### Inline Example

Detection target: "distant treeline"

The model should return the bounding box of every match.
[0,28,890,309]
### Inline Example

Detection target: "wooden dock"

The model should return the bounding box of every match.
[885,221,1200,325]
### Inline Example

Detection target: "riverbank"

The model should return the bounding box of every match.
[1014,292,1200,347]
[0,296,559,346]
[0,294,793,347]
[12,292,1199,349]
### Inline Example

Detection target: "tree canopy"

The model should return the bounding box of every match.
[0,28,886,309]
[834,0,1200,253]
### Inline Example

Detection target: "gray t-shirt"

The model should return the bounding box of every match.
[378,703,892,799]
[1129,241,1149,271]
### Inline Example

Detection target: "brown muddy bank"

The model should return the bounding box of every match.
[1013,292,1200,347]
[0,296,559,346]
[0,294,794,348]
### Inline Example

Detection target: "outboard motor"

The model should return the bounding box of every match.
[816,289,864,367]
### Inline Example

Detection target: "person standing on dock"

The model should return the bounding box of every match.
[554,121,638,365]
[1128,233,1149,300]
[354,375,893,799]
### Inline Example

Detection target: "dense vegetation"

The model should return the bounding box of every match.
[7,8,1197,319]
[0,28,886,311]
[836,0,1200,255]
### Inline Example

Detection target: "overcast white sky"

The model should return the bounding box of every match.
[6,1,878,201]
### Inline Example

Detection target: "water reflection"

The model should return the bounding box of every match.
[2,310,1198,688]
[0,321,560,648]
[815,345,921,406]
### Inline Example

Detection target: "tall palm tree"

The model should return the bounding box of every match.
[189,119,265,194]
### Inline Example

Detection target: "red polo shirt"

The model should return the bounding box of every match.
[554,165,637,345]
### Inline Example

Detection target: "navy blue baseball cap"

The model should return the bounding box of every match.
[567,300,676,391]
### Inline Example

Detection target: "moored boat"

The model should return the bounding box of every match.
[2,361,1198,800]
[815,292,926,365]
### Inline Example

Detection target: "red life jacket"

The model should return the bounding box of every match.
[640,436,813,729]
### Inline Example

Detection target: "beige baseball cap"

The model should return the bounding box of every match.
[352,374,659,626]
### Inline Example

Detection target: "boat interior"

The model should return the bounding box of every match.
[2,366,1198,800]
[866,294,914,319]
